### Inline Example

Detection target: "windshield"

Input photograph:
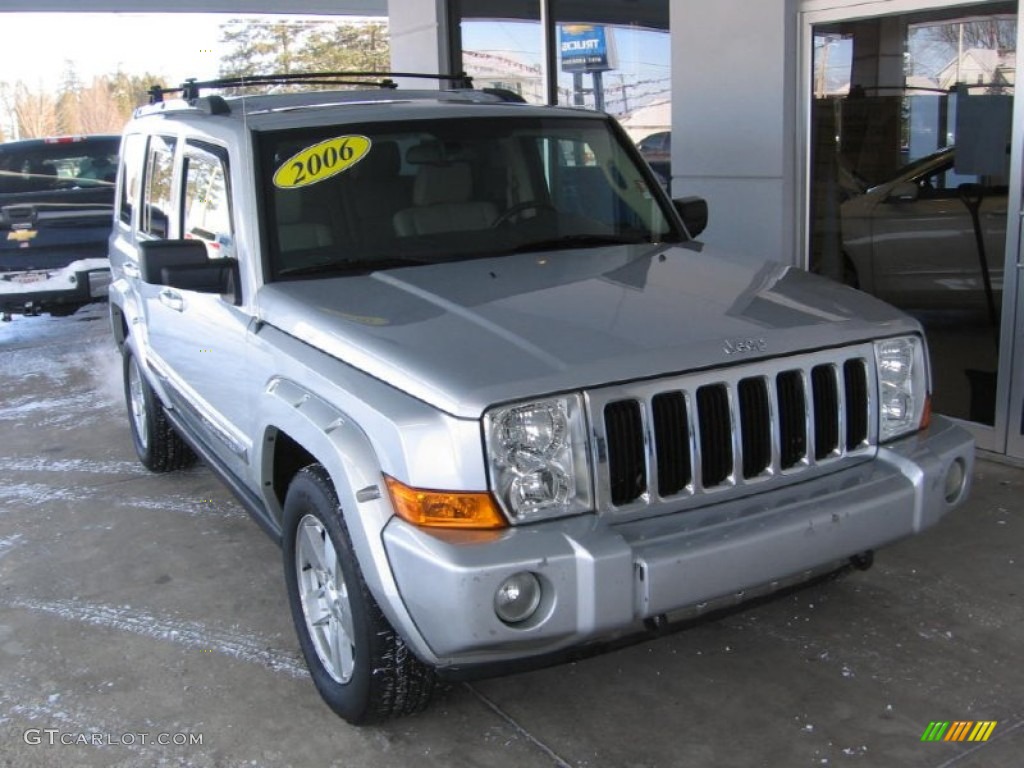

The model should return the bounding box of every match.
[258,115,680,280]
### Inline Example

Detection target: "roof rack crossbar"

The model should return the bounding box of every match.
[148,71,474,104]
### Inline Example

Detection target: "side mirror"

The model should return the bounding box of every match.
[886,181,919,203]
[138,240,239,303]
[673,196,708,239]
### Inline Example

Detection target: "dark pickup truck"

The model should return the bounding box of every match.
[0,135,119,320]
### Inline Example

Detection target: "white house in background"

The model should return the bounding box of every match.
[936,47,1016,89]
[462,50,543,103]
[619,99,670,142]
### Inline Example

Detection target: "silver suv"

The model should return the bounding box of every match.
[108,73,975,724]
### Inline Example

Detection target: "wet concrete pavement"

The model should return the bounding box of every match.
[0,304,1021,767]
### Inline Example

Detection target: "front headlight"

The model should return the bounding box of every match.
[484,395,592,523]
[874,335,930,442]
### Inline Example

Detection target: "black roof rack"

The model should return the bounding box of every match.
[148,71,475,104]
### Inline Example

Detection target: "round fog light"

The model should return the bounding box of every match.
[944,458,966,503]
[494,572,541,625]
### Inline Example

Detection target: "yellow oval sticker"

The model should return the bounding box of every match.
[273,135,372,189]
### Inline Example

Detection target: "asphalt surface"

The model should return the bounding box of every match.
[0,304,1021,768]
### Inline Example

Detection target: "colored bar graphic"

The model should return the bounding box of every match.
[945,721,972,741]
[968,722,998,742]
[921,721,997,742]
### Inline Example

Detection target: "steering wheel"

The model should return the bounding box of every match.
[492,201,557,227]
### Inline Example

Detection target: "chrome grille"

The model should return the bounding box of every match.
[589,345,877,517]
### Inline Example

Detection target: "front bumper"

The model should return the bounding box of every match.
[382,415,973,668]
[0,258,111,314]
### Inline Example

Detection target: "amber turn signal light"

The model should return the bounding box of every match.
[920,394,932,431]
[383,475,508,529]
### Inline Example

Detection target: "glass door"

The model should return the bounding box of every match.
[805,1,1018,453]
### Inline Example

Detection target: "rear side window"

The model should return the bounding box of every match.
[118,134,145,225]
[140,135,177,238]
[183,142,233,259]
[0,137,119,195]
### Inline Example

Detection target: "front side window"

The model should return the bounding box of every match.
[183,142,233,259]
[258,115,679,281]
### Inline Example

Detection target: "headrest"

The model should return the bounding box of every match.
[413,163,472,206]
[405,141,446,165]
[358,140,401,178]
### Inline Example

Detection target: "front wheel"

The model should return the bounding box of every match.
[122,346,196,472]
[282,464,435,724]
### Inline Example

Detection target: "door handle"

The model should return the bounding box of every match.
[159,288,184,312]
[122,261,140,279]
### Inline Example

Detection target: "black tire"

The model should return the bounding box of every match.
[122,346,196,472]
[283,464,435,724]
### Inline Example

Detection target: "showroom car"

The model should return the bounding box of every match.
[840,146,1007,310]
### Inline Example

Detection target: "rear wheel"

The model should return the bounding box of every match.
[122,346,196,472]
[283,464,435,724]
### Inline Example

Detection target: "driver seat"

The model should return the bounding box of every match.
[393,153,496,236]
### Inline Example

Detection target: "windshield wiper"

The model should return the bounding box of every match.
[511,233,651,254]
[278,257,429,278]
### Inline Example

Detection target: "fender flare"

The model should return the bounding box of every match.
[259,376,439,665]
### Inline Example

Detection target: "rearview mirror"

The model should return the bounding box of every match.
[673,196,708,239]
[138,240,239,303]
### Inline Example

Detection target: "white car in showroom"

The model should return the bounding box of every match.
[840,146,1007,310]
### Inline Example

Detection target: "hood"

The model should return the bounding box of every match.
[257,244,917,418]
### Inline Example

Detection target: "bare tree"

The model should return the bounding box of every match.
[0,82,13,141]
[923,18,1016,52]
[57,60,84,136]
[79,77,125,134]
[14,82,58,139]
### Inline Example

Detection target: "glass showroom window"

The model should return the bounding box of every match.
[808,3,1015,427]
[453,1,671,179]
[552,3,670,182]
[455,1,545,104]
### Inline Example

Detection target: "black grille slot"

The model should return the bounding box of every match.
[843,359,869,449]
[652,391,691,496]
[598,348,877,513]
[776,370,806,469]
[812,364,840,459]
[738,377,771,479]
[604,400,646,506]
[697,384,732,487]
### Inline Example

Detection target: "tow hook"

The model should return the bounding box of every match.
[850,550,874,571]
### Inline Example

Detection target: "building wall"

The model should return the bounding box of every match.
[671,0,799,263]
[389,0,449,86]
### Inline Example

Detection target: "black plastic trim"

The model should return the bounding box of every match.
[161,406,283,545]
